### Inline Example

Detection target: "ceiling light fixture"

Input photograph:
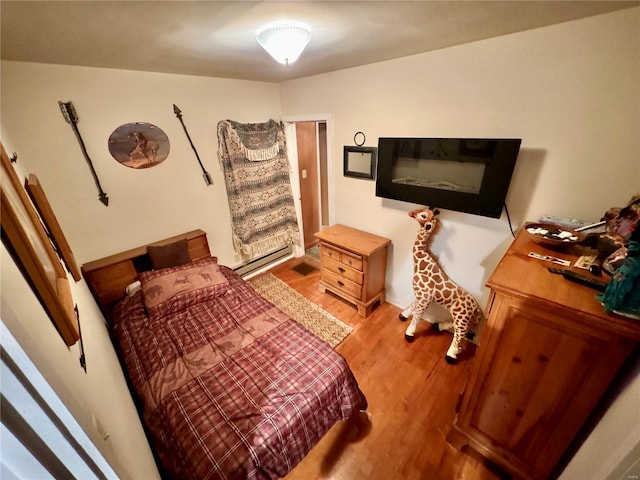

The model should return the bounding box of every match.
[257,22,312,66]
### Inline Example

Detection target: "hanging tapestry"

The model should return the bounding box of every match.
[217,119,299,258]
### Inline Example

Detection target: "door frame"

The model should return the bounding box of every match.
[283,113,334,249]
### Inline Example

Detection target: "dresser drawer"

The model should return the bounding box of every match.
[321,242,363,271]
[322,256,364,285]
[322,269,362,299]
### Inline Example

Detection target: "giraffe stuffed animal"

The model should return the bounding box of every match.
[401,207,481,364]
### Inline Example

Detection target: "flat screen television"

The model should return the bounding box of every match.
[375,137,521,218]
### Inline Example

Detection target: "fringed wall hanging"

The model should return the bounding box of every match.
[217,119,299,259]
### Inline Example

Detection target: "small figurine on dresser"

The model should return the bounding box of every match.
[598,226,640,318]
[400,207,481,364]
[597,194,640,274]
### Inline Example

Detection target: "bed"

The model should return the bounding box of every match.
[81,230,368,480]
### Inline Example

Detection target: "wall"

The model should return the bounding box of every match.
[280,7,640,478]
[1,63,282,478]
[281,7,640,311]
[2,62,282,266]
[1,244,145,478]
[1,7,638,478]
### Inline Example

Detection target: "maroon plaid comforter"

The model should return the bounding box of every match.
[112,265,367,479]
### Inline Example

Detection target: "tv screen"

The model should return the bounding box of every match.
[375,137,521,218]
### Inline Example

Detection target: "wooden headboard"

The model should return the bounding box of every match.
[81,229,210,324]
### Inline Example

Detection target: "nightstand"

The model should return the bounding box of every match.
[315,224,391,317]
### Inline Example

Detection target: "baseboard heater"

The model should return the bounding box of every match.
[233,245,292,277]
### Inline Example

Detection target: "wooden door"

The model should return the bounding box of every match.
[295,122,320,249]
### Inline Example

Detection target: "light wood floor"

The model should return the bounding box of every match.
[266,255,510,480]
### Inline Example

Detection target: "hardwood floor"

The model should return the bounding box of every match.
[265,256,510,480]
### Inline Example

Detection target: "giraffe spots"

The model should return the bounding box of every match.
[408,206,482,362]
[417,259,430,271]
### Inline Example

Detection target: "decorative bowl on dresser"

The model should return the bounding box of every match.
[523,222,586,248]
[314,224,391,317]
[446,229,640,480]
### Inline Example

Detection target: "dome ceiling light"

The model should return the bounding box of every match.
[256,22,312,66]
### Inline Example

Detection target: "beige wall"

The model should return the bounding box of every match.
[1,245,153,478]
[1,64,281,479]
[1,6,638,478]
[281,8,640,477]
[1,63,282,266]
[282,7,640,311]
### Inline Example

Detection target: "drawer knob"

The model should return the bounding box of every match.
[338,267,345,273]
[337,280,344,287]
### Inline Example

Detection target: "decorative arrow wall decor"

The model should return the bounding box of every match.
[173,104,213,186]
[58,101,109,206]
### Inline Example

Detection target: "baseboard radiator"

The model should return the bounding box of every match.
[233,245,292,277]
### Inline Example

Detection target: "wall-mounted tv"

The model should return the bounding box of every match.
[375,137,521,218]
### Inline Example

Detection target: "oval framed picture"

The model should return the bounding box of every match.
[108,122,170,169]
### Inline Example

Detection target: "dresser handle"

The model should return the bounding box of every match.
[338,267,345,273]
[337,280,344,287]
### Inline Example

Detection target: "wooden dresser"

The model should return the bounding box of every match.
[315,224,391,317]
[447,230,640,480]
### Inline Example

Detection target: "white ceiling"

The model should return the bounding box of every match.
[2,1,638,83]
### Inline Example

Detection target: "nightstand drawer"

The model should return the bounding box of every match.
[341,250,363,270]
[322,256,364,285]
[322,269,362,299]
[321,242,363,271]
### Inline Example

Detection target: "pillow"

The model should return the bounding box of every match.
[139,257,229,321]
[140,256,219,283]
[147,239,192,270]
